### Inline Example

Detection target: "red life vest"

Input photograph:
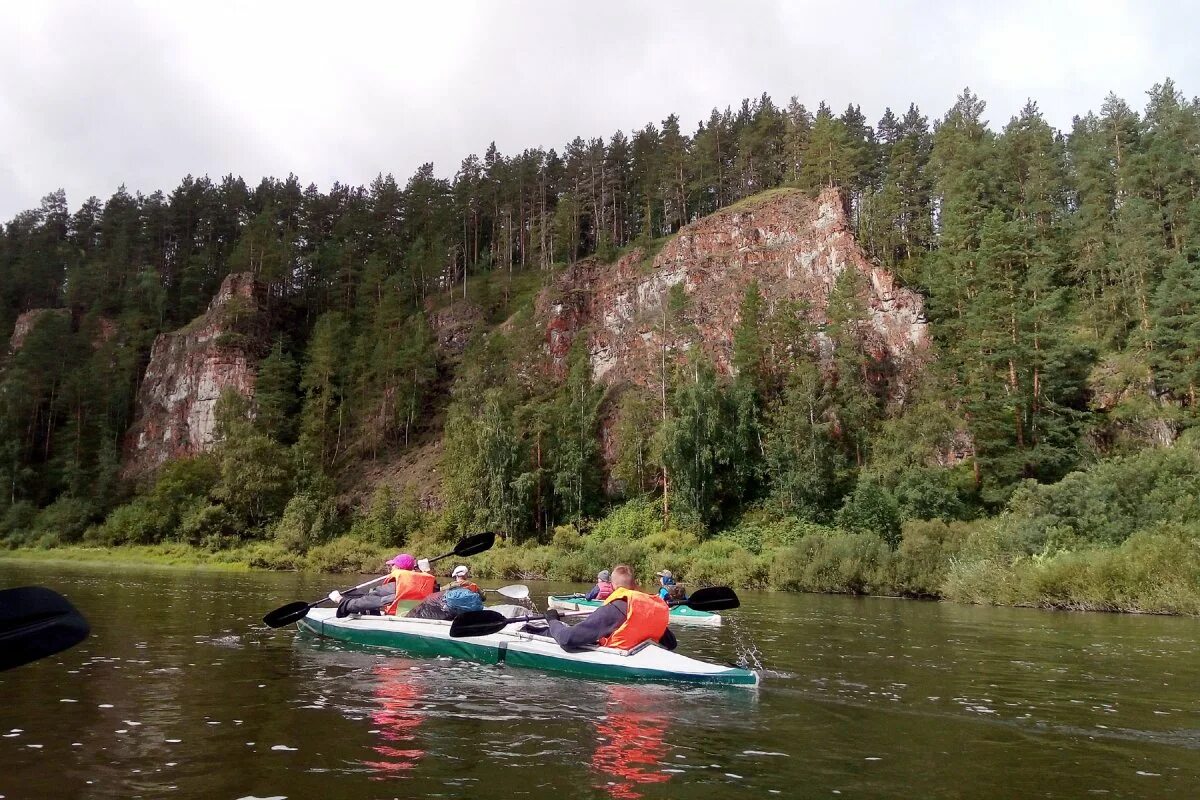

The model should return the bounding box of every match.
[595,580,614,600]
[598,587,669,650]
[383,568,436,614]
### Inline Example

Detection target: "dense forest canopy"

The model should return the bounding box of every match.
[2,80,1199,571]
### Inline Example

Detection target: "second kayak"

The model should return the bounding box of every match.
[547,594,723,627]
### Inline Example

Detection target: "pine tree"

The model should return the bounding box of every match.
[798,104,854,194]
[299,312,352,467]
[255,338,299,443]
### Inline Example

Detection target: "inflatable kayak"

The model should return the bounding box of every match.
[547,594,723,627]
[296,608,756,687]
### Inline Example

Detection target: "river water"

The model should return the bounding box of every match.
[1,560,1197,799]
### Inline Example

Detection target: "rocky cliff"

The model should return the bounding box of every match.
[540,188,929,398]
[122,273,266,478]
[7,308,70,353]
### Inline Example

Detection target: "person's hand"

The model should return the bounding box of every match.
[543,608,561,622]
[417,558,431,573]
[328,590,343,603]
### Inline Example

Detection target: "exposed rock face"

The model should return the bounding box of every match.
[539,188,929,399]
[122,273,266,478]
[426,300,484,358]
[8,309,70,353]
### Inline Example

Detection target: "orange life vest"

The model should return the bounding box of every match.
[383,568,436,614]
[598,587,669,650]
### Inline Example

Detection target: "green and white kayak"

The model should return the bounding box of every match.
[297,608,757,687]
[548,594,723,627]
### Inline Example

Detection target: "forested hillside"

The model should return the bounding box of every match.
[2,81,1199,611]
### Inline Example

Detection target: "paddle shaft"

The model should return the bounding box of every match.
[489,610,591,626]
[263,530,498,628]
[313,536,488,605]
[450,588,738,638]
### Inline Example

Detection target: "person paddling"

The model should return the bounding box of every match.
[443,565,485,601]
[585,569,614,601]
[334,553,436,618]
[542,565,677,652]
[654,569,679,601]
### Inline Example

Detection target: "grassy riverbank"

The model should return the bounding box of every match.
[6,500,1199,616]
[5,433,1200,615]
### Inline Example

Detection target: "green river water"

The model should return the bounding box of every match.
[1,559,1198,799]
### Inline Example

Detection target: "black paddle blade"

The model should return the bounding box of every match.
[452,530,496,558]
[262,600,313,629]
[0,586,90,671]
[681,586,740,612]
[449,609,510,638]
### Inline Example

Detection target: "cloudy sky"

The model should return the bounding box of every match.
[2,0,1197,221]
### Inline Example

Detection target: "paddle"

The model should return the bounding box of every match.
[262,530,497,628]
[0,586,91,671]
[450,586,740,639]
[494,584,529,600]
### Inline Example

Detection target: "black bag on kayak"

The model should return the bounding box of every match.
[405,592,456,620]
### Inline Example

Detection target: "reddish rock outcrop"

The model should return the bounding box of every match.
[538,188,929,399]
[7,309,70,353]
[122,273,266,478]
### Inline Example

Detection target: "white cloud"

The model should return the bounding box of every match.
[0,0,1197,220]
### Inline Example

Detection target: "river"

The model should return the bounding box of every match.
[1,559,1197,799]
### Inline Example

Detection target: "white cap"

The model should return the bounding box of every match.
[452,565,469,577]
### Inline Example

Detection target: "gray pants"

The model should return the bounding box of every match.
[338,586,396,615]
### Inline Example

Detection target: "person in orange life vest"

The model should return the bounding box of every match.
[542,565,676,651]
[585,569,614,601]
[380,553,437,615]
[441,565,485,601]
[333,553,436,617]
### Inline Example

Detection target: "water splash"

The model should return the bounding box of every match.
[728,614,792,678]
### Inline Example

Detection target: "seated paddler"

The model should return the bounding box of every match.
[541,564,677,652]
[443,564,485,601]
[333,552,437,617]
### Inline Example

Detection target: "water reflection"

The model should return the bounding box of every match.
[591,686,672,800]
[362,663,425,780]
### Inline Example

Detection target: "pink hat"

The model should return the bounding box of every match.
[387,553,416,569]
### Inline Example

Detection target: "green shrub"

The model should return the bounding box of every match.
[303,536,390,573]
[551,524,583,551]
[685,539,768,588]
[770,530,891,594]
[891,466,973,521]
[589,497,664,541]
[836,478,902,548]
[1002,431,1200,546]
[29,496,97,545]
[718,511,833,554]
[88,498,169,545]
[238,541,302,571]
[273,492,340,553]
[177,501,241,547]
[1001,527,1200,614]
[890,519,972,596]
[0,501,38,544]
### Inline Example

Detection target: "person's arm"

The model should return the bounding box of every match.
[659,586,669,600]
[545,602,626,651]
[585,586,599,601]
